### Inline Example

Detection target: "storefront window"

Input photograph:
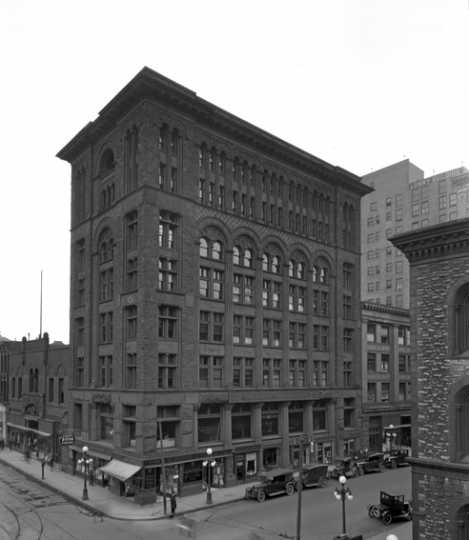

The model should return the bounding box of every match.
[262,403,279,436]
[263,447,278,469]
[183,461,202,483]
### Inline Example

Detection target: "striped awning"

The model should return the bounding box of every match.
[7,422,51,438]
[98,459,141,482]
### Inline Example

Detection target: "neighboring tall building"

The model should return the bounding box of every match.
[57,67,371,499]
[361,302,411,454]
[392,219,469,539]
[361,160,469,309]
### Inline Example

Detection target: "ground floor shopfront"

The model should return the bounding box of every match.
[364,411,412,454]
[63,431,358,504]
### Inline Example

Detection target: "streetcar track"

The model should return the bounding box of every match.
[2,502,21,540]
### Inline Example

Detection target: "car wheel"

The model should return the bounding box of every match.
[257,490,266,503]
[286,483,295,496]
[368,505,379,519]
[382,512,393,526]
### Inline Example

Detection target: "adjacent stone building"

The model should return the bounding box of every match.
[56,67,371,498]
[392,218,469,539]
[361,302,412,454]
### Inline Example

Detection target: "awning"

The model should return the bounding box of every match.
[98,459,141,482]
[7,422,51,438]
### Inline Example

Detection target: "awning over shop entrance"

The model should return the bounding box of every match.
[7,422,51,438]
[98,459,141,482]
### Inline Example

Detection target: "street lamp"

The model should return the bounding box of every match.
[386,425,397,453]
[333,475,353,539]
[77,446,93,501]
[203,447,216,505]
[386,535,399,540]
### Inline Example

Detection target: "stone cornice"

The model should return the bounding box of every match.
[57,67,372,197]
[390,218,469,263]
[409,456,469,474]
[361,301,410,318]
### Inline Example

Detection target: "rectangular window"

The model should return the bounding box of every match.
[125,353,137,388]
[344,361,352,386]
[380,353,390,372]
[343,295,352,319]
[262,403,279,436]
[367,382,377,402]
[198,404,221,442]
[157,354,177,388]
[125,211,138,251]
[199,356,223,387]
[232,404,252,439]
[381,382,390,402]
[379,325,389,344]
[313,403,327,431]
[367,323,376,343]
[343,328,353,353]
[159,305,178,339]
[367,352,376,372]
[125,305,137,339]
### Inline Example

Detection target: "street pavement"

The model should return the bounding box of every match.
[0,448,412,539]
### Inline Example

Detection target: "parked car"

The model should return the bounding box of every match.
[368,491,412,525]
[245,468,296,502]
[328,457,359,479]
[357,452,385,474]
[384,449,410,468]
[299,464,328,489]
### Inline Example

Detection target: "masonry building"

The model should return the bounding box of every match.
[57,67,371,498]
[392,218,469,539]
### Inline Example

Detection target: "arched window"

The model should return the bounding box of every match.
[454,385,469,461]
[262,254,269,272]
[200,238,208,258]
[243,249,252,268]
[212,241,222,260]
[319,266,328,284]
[170,129,178,155]
[456,504,469,540]
[233,246,240,266]
[297,262,305,280]
[455,283,469,355]
[288,261,294,278]
[99,149,115,176]
[271,256,280,274]
[312,265,318,283]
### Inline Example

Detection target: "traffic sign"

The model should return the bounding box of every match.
[59,434,75,445]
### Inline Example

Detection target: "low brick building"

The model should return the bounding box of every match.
[0,333,71,460]
[392,218,469,539]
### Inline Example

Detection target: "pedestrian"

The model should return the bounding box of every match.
[170,493,177,517]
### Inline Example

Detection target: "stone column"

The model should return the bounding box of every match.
[253,403,263,472]
[192,404,198,449]
[224,404,232,449]
[304,401,313,463]
[280,402,290,467]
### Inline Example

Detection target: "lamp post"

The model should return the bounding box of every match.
[386,535,399,540]
[77,446,93,501]
[333,475,353,539]
[386,424,397,453]
[203,448,216,505]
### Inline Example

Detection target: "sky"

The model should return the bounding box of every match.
[1,0,468,344]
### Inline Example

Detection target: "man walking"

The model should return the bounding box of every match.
[170,493,177,517]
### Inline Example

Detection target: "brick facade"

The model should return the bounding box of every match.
[57,67,372,497]
[392,219,469,539]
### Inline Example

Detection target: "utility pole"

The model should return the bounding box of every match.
[158,419,168,514]
[296,435,307,540]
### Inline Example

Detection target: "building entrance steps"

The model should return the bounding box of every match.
[0,449,256,521]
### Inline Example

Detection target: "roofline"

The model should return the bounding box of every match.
[57,67,372,196]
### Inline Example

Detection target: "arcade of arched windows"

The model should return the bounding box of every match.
[196,142,343,247]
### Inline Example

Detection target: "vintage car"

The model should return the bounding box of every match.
[383,449,410,469]
[298,464,328,489]
[356,452,384,474]
[328,457,359,479]
[245,468,296,502]
[368,491,413,525]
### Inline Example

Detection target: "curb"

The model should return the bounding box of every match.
[0,456,247,521]
[0,457,104,518]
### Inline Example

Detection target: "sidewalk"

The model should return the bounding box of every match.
[0,449,255,521]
